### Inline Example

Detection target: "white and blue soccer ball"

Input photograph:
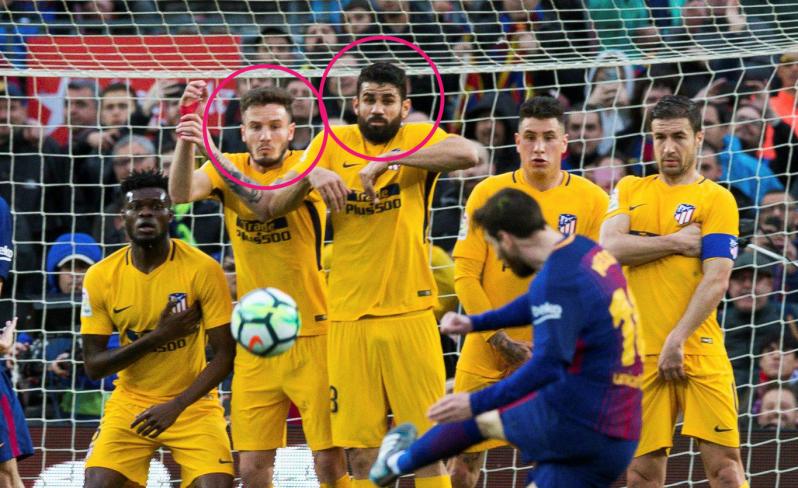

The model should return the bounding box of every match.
[231,288,301,357]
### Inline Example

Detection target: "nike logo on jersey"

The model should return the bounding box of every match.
[714,425,733,432]
[342,162,360,168]
[218,458,234,464]
[113,305,133,314]
[629,204,646,211]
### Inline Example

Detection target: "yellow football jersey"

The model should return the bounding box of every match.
[606,175,738,356]
[80,239,232,404]
[201,152,328,337]
[453,170,609,378]
[299,123,451,321]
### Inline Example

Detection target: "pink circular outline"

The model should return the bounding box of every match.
[202,64,328,191]
[318,35,445,163]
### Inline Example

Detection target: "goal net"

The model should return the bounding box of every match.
[2,0,798,486]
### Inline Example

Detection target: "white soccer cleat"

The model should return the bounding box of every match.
[369,423,417,486]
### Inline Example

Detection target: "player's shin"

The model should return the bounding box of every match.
[393,420,484,475]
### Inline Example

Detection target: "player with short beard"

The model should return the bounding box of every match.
[170,84,349,488]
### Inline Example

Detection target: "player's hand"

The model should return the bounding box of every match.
[154,301,202,343]
[671,223,702,257]
[658,334,686,382]
[180,80,207,115]
[428,393,473,423]
[131,400,184,438]
[439,312,474,335]
[359,160,390,203]
[307,167,351,212]
[176,113,204,146]
[0,317,17,354]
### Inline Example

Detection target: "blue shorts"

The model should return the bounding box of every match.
[0,368,33,463]
[500,394,637,488]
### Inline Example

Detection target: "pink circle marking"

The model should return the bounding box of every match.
[318,35,445,163]
[202,64,328,191]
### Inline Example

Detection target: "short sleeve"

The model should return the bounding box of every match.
[296,131,331,172]
[0,197,13,280]
[452,181,488,262]
[80,266,114,335]
[199,160,225,193]
[426,125,450,146]
[195,259,233,330]
[585,184,610,240]
[701,186,739,261]
[604,175,635,220]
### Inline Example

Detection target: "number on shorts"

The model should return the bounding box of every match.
[330,385,339,413]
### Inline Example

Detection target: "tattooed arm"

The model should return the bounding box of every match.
[487,330,532,370]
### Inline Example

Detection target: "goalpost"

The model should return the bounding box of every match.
[2,1,798,486]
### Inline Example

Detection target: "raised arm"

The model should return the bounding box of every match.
[170,81,214,204]
[600,213,702,266]
[658,258,733,381]
[398,135,478,173]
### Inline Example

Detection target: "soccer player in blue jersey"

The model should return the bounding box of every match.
[369,188,643,488]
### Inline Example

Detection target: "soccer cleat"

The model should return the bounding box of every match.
[369,423,418,486]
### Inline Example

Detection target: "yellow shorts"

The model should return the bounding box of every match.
[636,355,740,457]
[328,310,446,448]
[453,369,508,452]
[231,334,333,452]
[85,391,233,487]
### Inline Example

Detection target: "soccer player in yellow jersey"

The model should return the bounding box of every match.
[601,96,748,488]
[207,62,478,488]
[449,96,609,488]
[80,170,236,488]
[170,83,349,487]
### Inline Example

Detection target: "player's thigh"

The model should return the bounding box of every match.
[454,369,508,452]
[85,395,159,488]
[381,311,446,435]
[230,346,291,451]
[161,399,234,488]
[84,466,133,488]
[327,319,388,447]
[681,355,740,449]
[0,382,33,463]
[636,355,681,458]
[284,334,335,451]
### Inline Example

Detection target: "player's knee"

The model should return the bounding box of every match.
[708,460,743,488]
[626,463,664,488]
[313,448,346,482]
[347,448,377,478]
[447,454,482,488]
[239,452,275,485]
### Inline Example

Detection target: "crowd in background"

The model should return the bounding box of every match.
[0,0,794,432]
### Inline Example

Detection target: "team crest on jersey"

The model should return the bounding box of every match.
[558,214,577,235]
[674,204,696,225]
[169,293,188,312]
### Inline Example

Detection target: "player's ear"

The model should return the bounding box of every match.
[514,132,521,152]
[401,98,411,119]
[240,124,245,143]
[351,95,359,113]
[694,129,704,147]
[287,121,296,142]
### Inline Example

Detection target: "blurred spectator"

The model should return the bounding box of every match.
[464,93,519,174]
[721,251,789,390]
[430,140,491,252]
[62,79,99,154]
[699,145,724,182]
[0,1,63,67]
[302,22,339,65]
[222,253,236,300]
[753,191,798,303]
[286,78,321,150]
[0,81,68,295]
[756,384,798,430]
[73,0,159,35]
[585,0,651,54]
[45,233,100,299]
[584,154,627,194]
[144,81,185,152]
[586,54,634,154]
[323,52,362,123]
[563,105,604,171]
[771,49,798,137]
[749,334,798,418]
[251,26,299,67]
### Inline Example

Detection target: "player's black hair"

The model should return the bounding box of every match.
[518,96,565,126]
[240,85,295,122]
[120,169,169,197]
[101,82,136,100]
[472,188,546,239]
[650,95,702,134]
[357,62,407,100]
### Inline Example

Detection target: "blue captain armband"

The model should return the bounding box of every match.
[701,233,738,261]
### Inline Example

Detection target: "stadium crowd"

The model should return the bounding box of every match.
[0,0,794,436]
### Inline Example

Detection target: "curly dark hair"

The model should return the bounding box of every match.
[120,168,169,196]
[357,62,407,99]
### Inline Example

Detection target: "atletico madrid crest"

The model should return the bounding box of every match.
[674,204,695,225]
[559,214,577,235]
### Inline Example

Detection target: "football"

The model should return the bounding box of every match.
[231,287,301,357]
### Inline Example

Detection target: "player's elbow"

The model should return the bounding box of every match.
[168,188,191,205]
[83,360,105,381]
[599,234,632,265]
[455,137,480,169]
